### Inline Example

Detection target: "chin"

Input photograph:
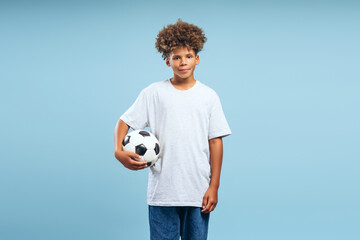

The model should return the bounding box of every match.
[177,74,191,79]
[179,71,192,76]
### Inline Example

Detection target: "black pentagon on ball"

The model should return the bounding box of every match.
[139,130,150,137]
[135,144,147,156]
[154,143,160,155]
[122,135,131,146]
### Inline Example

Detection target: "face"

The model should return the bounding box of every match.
[166,46,200,80]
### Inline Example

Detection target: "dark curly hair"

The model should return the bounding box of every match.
[155,18,207,60]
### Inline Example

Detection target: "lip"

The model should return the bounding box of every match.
[179,69,190,72]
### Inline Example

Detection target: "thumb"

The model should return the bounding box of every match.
[129,152,141,160]
[202,194,208,209]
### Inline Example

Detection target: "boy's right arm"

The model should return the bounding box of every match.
[114,119,148,171]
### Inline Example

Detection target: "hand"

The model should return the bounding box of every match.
[115,150,148,171]
[201,186,218,213]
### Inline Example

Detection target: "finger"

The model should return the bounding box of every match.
[135,160,149,169]
[134,166,146,171]
[133,160,148,166]
[201,201,210,213]
[203,199,216,213]
[128,151,142,159]
[130,164,146,171]
[202,202,212,213]
[129,157,147,166]
[201,196,208,212]
[125,151,139,158]
[204,203,213,213]
[209,203,216,212]
[138,161,148,167]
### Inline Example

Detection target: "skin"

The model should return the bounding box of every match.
[166,46,200,90]
[201,137,223,213]
[114,46,224,213]
[114,120,148,171]
[166,47,224,213]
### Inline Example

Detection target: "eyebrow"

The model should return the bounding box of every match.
[172,53,193,57]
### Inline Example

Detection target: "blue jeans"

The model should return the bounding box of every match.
[148,205,210,240]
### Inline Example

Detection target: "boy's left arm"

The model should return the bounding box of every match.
[201,137,223,213]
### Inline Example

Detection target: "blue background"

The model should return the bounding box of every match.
[1,0,359,239]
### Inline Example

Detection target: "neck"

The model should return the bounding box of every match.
[171,75,196,85]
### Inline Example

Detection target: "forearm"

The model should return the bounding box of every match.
[208,137,223,189]
[114,119,130,155]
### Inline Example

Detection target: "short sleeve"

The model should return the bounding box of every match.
[120,89,149,130]
[208,93,232,140]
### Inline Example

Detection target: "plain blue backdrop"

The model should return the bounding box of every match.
[1,0,359,239]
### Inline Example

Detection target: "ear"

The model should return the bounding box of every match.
[166,58,170,67]
[195,55,200,65]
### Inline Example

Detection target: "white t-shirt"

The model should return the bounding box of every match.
[120,79,232,207]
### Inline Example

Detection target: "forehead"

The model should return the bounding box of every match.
[170,46,195,56]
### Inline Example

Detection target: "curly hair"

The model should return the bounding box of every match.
[155,18,207,60]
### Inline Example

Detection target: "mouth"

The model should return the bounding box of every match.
[179,69,190,72]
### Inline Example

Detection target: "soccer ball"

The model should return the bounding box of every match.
[122,130,160,167]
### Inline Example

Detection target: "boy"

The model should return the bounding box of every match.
[114,18,232,240]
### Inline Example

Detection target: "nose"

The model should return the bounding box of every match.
[180,57,186,65]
